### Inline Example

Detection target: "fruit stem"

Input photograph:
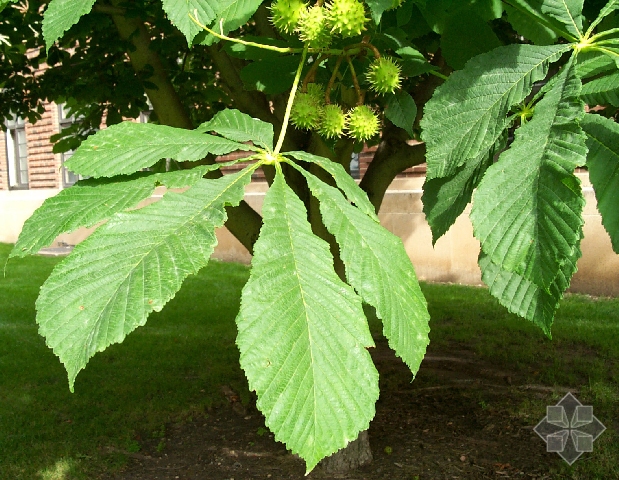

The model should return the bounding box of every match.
[301,53,330,92]
[343,42,380,59]
[324,55,344,104]
[345,55,364,105]
[274,45,310,155]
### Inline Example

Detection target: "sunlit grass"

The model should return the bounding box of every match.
[1,243,618,479]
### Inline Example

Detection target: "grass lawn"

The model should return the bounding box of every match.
[1,242,618,479]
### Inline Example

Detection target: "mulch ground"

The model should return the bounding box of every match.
[108,340,574,480]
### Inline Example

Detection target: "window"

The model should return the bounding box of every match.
[5,116,29,189]
[58,104,82,187]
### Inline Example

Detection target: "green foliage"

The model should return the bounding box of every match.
[8,0,619,472]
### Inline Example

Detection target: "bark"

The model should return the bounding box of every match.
[105,3,263,254]
[319,431,373,473]
[360,126,427,212]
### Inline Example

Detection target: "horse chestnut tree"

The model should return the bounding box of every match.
[5,0,619,473]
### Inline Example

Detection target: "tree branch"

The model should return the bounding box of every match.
[359,126,426,212]
[107,1,263,253]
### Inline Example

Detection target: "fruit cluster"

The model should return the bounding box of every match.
[290,84,379,141]
[271,0,368,47]
[271,0,403,142]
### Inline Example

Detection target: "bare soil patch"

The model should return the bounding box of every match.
[108,340,570,480]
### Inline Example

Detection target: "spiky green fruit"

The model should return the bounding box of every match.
[306,82,325,103]
[270,0,308,34]
[319,104,347,138]
[347,105,379,141]
[366,57,401,94]
[297,5,332,48]
[291,91,324,130]
[325,0,367,38]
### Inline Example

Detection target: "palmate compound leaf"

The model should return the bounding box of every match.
[197,108,274,151]
[235,171,379,473]
[478,232,582,336]
[420,43,569,180]
[422,131,508,244]
[65,121,253,178]
[42,0,96,51]
[289,163,431,376]
[36,165,257,392]
[11,165,218,258]
[470,57,587,291]
[581,113,619,253]
[284,151,379,220]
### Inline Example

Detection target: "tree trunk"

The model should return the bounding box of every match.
[319,430,373,473]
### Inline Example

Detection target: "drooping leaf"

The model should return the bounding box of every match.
[240,56,301,94]
[440,13,502,70]
[421,43,569,179]
[198,108,274,150]
[162,0,225,45]
[470,59,587,291]
[36,166,257,391]
[201,0,264,45]
[479,236,582,336]
[42,0,97,51]
[365,0,394,23]
[65,122,252,178]
[284,151,378,220]
[580,72,619,106]
[503,0,575,40]
[540,0,584,38]
[581,113,619,253]
[385,91,417,137]
[505,3,558,45]
[235,172,379,473]
[395,46,436,77]
[10,166,215,258]
[586,0,619,33]
[293,165,430,376]
[0,0,17,14]
[422,132,508,244]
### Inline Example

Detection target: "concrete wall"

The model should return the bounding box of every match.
[1,173,617,296]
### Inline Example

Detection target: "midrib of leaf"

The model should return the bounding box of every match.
[470,57,586,290]
[502,0,577,41]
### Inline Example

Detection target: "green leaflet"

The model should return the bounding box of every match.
[0,0,17,14]
[36,166,256,391]
[200,0,264,45]
[581,113,619,254]
[505,3,558,45]
[470,58,587,291]
[365,0,394,23]
[479,235,582,336]
[422,132,508,245]
[42,0,96,51]
[10,166,215,258]
[162,0,225,45]
[580,72,619,106]
[291,164,430,376]
[575,51,617,79]
[385,91,417,137]
[285,151,379,220]
[420,43,569,179]
[236,172,379,473]
[240,56,301,95]
[540,0,584,39]
[588,0,619,33]
[65,122,253,178]
[198,109,274,150]
[440,12,502,70]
